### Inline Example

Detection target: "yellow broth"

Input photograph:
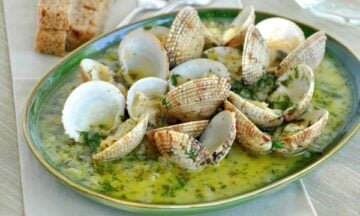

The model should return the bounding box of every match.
[37,43,353,204]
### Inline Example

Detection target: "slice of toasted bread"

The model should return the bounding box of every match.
[34,29,67,56]
[37,0,73,30]
[66,0,109,50]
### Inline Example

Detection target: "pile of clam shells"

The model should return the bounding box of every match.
[62,6,329,171]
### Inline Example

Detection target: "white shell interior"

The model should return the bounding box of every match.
[118,30,169,83]
[222,5,255,44]
[199,110,234,153]
[270,64,314,109]
[204,47,242,79]
[62,81,125,141]
[168,58,230,89]
[256,17,305,66]
[80,58,113,81]
[127,77,167,125]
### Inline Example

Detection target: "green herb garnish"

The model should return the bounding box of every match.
[161,97,169,107]
[170,74,180,86]
[272,140,284,149]
[185,147,198,162]
[80,131,106,153]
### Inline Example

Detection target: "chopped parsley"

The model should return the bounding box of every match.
[270,95,292,110]
[230,74,276,101]
[272,140,284,149]
[170,74,180,86]
[161,97,169,107]
[185,147,198,162]
[101,181,117,193]
[80,131,106,153]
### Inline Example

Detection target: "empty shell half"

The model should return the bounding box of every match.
[118,30,169,84]
[275,31,326,76]
[165,6,205,67]
[163,77,230,122]
[242,25,269,85]
[269,64,315,121]
[199,110,236,164]
[224,100,272,153]
[62,81,125,142]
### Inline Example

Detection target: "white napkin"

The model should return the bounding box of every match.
[3,0,317,215]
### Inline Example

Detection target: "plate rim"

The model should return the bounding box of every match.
[22,8,360,212]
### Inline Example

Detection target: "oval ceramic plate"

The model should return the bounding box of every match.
[23,9,360,214]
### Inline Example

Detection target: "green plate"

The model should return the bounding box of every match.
[23,9,360,214]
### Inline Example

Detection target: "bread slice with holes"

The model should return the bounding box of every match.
[66,0,109,50]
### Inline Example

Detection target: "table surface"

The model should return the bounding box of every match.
[0,0,359,215]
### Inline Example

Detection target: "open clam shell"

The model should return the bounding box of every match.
[92,114,149,161]
[269,64,315,121]
[165,6,205,67]
[79,59,127,96]
[199,110,236,164]
[140,26,170,46]
[62,81,125,142]
[275,31,327,76]
[224,100,272,153]
[273,109,329,155]
[256,17,305,67]
[168,58,230,89]
[242,25,269,85]
[118,30,169,84]
[223,5,255,47]
[204,47,242,80]
[127,77,167,126]
[80,58,113,82]
[154,130,210,171]
[164,77,230,122]
[146,120,209,143]
[228,91,283,128]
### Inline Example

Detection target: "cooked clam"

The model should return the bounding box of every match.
[273,109,329,155]
[140,26,170,46]
[118,30,169,84]
[275,31,327,76]
[168,58,230,89]
[62,81,125,142]
[242,25,269,85]
[223,5,255,47]
[198,110,236,164]
[127,77,168,127]
[79,58,127,96]
[154,130,210,171]
[80,58,113,82]
[269,64,315,121]
[164,77,230,122]
[204,47,242,80]
[165,6,205,67]
[146,120,209,143]
[228,91,283,128]
[92,114,149,161]
[154,111,236,170]
[224,100,272,153]
[256,17,305,66]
